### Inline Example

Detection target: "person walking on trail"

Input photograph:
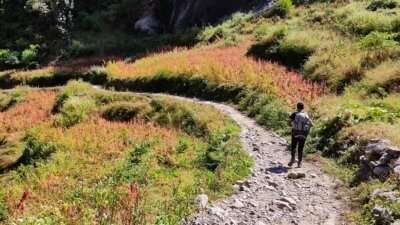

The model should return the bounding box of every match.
[288,102,313,168]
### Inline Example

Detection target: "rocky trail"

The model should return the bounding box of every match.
[141,93,346,225]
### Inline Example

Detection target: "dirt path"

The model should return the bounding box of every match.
[141,93,346,225]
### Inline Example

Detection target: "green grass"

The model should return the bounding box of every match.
[0,81,252,224]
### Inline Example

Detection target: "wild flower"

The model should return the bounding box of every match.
[16,191,29,211]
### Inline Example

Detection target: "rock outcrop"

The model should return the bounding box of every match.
[354,139,400,183]
[134,0,266,34]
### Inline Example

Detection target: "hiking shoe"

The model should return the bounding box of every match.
[288,159,295,167]
[297,161,302,168]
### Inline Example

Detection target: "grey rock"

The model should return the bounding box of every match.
[267,180,279,188]
[232,199,245,208]
[229,219,237,225]
[365,139,391,159]
[378,152,393,165]
[134,15,161,35]
[354,162,373,182]
[391,220,400,225]
[287,172,306,179]
[274,200,295,211]
[208,206,225,219]
[254,221,266,225]
[280,197,297,207]
[394,158,400,167]
[372,205,394,224]
[373,165,391,181]
[394,166,400,178]
[248,201,258,207]
[371,189,399,202]
[195,194,209,209]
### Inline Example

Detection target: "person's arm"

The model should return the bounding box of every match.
[289,112,295,126]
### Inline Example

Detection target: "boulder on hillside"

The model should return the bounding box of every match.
[354,139,400,184]
[134,15,161,35]
[134,0,268,33]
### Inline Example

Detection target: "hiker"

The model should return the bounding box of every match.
[288,102,313,168]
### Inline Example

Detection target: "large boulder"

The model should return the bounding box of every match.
[134,0,266,33]
[354,139,400,183]
[134,15,161,35]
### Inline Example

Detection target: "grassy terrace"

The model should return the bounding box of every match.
[0,81,252,224]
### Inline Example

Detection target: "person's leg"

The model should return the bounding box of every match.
[289,134,298,166]
[297,138,306,167]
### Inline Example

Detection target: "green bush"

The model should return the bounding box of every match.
[307,114,352,156]
[335,4,399,35]
[103,101,151,121]
[150,100,208,137]
[53,80,94,112]
[87,66,109,85]
[359,32,398,49]
[203,128,252,189]
[364,60,400,93]
[0,45,40,69]
[367,0,398,11]
[248,29,320,69]
[255,100,290,134]
[21,44,39,68]
[55,97,96,128]
[268,0,293,18]
[20,132,58,165]
[252,24,288,41]
[304,43,364,92]
[109,141,153,184]
[0,49,19,69]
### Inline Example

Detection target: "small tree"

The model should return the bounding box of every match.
[26,0,75,48]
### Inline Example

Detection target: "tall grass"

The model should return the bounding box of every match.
[364,60,400,93]
[106,45,323,105]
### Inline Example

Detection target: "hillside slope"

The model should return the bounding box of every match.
[1,0,400,224]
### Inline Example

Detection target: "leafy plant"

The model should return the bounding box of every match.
[21,44,40,68]
[0,49,19,69]
[55,97,96,128]
[359,32,398,49]
[103,102,150,121]
[268,0,293,18]
[20,132,58,165]
[367,0,398,11]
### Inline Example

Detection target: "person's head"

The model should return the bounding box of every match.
[296,102,304,112]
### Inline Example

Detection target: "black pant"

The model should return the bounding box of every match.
[291,132,306,163]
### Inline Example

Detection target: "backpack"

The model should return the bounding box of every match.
[292,112,311,133]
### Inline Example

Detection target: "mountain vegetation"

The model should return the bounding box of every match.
[1,0,400,224]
